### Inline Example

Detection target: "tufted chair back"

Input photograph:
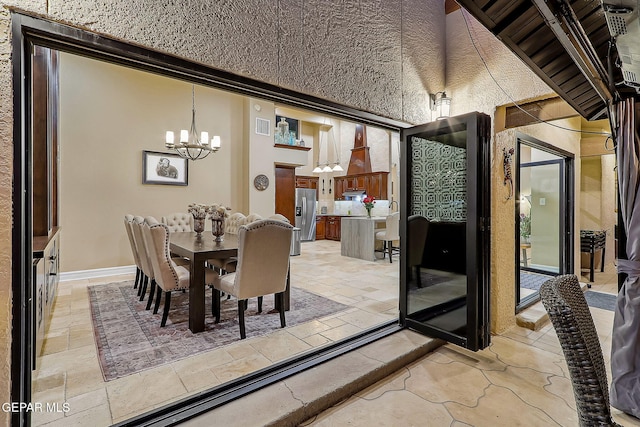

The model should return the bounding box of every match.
[268,214,290,224]
[230,219,293,300]
[131,216,155,279]
[245,213,263,224]
[142,216,190,293]
[161,212,194,233]
[124,214,142,269]
[225,212,247,235]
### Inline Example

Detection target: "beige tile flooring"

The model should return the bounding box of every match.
[302,264,640,427]
[31,240,399,426]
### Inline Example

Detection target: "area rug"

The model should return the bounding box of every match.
[520,271,553,292]
[88,281,349,381]
[584,290,617,312]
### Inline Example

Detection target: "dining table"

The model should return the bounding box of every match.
[170,231,291,333]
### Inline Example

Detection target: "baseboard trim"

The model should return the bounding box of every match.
[60,265,136,282]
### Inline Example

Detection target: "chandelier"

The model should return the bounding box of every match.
[165,85,221,161]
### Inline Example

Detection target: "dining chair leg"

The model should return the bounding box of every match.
[415,266,423,288]
[277,292,286,328]
[134,268,141,289]
[139,276,148,301]
[238,300,246,339]
[213,288,221,322]
[153,288,162,314]
[161,291,172,327]
[382,241,387,259]
[388,241,393,264]
[146,279,156,310]
[257,296,263,313]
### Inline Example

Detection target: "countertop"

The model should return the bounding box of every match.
[316,214,365,217]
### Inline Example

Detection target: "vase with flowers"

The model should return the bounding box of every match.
[362,196,376,218]
[188,203,209,236]
[208,203,230,242]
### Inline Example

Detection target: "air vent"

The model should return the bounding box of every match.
[605,14,628,35]
[623,69,638,83]
[255,118,270,136]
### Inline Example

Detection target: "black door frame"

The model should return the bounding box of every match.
[11,11,411,426]
[399,112,492,351]
[515,133,575,311]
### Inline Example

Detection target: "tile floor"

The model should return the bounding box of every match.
[31,240,399,426]
[32,244,639,427]
[302,264,640,427]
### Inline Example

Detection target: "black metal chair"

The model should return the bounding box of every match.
[539,274,621,426]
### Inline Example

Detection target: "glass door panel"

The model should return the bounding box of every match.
[400,112,491,351]
[516,137,573,310]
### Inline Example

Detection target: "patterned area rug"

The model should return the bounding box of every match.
[584,291,617,311]
[520,271,554,292]
[88,281,349,381]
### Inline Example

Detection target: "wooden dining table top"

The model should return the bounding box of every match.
[169,232,239,260]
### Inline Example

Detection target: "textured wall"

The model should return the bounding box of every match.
[1,2,444,420]
[44,0,442,123]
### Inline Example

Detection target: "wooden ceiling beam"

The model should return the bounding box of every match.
[505,97,578,128]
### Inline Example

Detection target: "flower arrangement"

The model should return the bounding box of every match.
[520,212,531,241]
[362,196,376,210]
[362,196,375,217]
[188,203,210,219]
[208,203,230,220]
[187,203,230,219]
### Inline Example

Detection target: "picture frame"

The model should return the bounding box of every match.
[142,150,188,186]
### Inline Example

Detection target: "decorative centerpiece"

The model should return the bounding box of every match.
[362,196,376,218]
[208,203,230,242]
[188,203,209,236]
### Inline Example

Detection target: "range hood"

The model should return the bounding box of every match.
[342,190,366,198]
[603,0,640,90]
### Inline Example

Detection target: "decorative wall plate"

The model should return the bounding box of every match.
[253,174,269,191]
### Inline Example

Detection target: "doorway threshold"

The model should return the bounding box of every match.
[180,330,443,427]
[516,280,589,331]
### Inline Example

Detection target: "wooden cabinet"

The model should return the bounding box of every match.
[33,228,60,369]
[334,172,388,201]
[326,216,341,241]
[316,216,326,240]
[296,175,319,200]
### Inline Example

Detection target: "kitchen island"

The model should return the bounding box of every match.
[340,216,387,261]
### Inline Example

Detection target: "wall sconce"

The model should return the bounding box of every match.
[429,91,451,120]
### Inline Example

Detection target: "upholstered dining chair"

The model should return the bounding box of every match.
[211,219,293,339]
[207,212,247,274]
[540,275,621,427]
[268,213,290,223]
[245,213,263,224]
[407,215,429,288]
[161,212,194,233]
[375,212,400,263]
[142,216,218,327]
[131,216,157,306]
[124,214,144,291]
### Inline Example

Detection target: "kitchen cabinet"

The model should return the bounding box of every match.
[295,175,319,200]
[316,216,326,240]
[33,227,60,369]
[334,172,388,201]
[326,216,341,241]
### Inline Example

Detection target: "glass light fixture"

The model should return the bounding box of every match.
[322,164,333,173]
[430,91,452,120]
[332,163,344,172]
[312,163,323,174]
[165,85,220,161]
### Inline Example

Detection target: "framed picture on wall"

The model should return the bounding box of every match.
[142,150,188,186]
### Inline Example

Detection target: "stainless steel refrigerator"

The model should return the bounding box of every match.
[295,188,317,241]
